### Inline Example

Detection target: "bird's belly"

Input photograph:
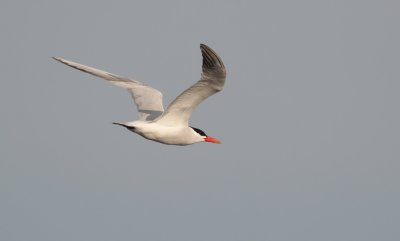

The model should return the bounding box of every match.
[137,125,190,145]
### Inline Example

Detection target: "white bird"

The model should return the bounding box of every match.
[53,44,226,145]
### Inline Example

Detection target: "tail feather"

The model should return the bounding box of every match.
[113,122,135,130]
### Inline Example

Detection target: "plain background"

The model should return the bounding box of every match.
[1,0,399,241]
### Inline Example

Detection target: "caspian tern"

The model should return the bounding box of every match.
[53,44,226,145]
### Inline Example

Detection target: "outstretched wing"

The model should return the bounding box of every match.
[53,57,164,121]
[156,44,226,126]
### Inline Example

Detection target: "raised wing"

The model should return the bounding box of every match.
[52,57,164,121]
[156,44,226,126]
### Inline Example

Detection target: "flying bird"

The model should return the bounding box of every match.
[53,44,226,145]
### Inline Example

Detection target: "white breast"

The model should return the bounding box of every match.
[130,121,203,145]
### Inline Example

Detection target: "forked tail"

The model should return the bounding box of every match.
[113,122,136,131]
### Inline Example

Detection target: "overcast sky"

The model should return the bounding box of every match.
[1,0,399,241]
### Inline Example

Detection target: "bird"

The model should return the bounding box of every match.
[53,44,226,145]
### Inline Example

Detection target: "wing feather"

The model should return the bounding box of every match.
[52,57,164,121]
[156,44,226,126]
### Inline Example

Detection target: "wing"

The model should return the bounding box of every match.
[52,57,164,121]
[156,44,226,126]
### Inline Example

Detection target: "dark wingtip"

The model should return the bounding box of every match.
[52,57,66,64]
[200,44,225,69]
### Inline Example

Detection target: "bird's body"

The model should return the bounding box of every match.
[53,44,226,145]
[115,121,205,145]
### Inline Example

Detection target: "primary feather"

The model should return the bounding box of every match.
[52,57,164,121]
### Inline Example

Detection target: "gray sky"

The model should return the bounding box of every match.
[1,0,399,240]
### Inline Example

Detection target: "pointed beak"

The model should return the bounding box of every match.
[204,136,221,144]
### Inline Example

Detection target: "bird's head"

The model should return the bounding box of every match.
[190,126,221,144]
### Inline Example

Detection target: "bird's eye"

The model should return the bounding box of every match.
[190,126,207,136]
